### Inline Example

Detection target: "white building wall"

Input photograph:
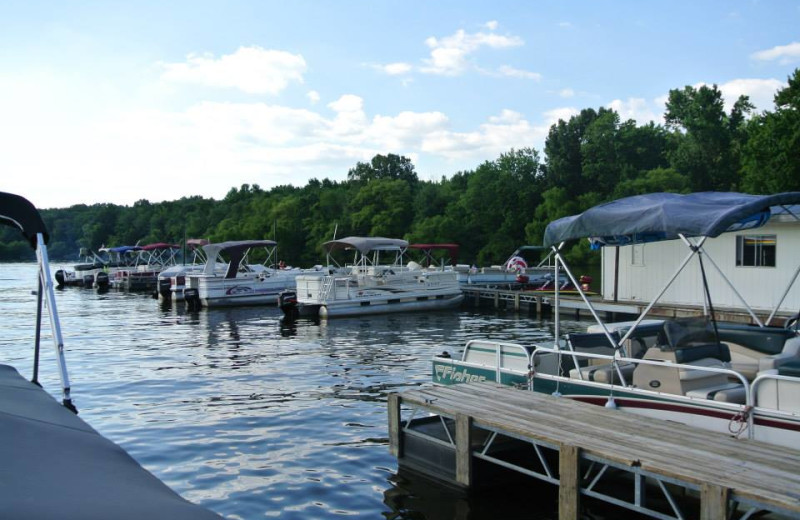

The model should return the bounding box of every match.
[602,221,800,313]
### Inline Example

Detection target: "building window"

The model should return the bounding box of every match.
[736,235,776,267]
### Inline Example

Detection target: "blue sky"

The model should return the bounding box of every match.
[1,0,799,209]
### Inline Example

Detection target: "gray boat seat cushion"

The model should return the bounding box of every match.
[569,362,635,384]
[685,382,747,404]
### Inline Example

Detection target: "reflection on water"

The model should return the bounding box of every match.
[1,263,588,520]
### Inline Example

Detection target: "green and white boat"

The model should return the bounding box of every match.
[433,192,800,449]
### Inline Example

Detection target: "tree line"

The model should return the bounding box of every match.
[2,70,799,266]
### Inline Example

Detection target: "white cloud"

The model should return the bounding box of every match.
[751,42,800,64]
[381,62,413,75]
[160,46,306,94]
[307,90,320,104]
[485,21,499,31]
[497,65,542,80]
[558,88,575,98]
[421,28,524,76]
[420,109,550,160]
[607,97,662,125]
[717,78,785,112]
[543,107,580,126]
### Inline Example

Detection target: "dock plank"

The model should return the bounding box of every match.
[396,383,800,514]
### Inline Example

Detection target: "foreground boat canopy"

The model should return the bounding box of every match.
[543,191,800,248]
[323,236,408,254]
[0,191,49,248]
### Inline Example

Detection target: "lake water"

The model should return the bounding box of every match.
[1,262,594,520]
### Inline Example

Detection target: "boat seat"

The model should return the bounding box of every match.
[755,364,800,412]
[569,362,635,384]
[685,382,747,404]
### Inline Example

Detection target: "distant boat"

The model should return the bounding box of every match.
[281,236,463,319]
[156,239,213,301]
[183,240,309,308]
[454,245,577,290]
[112,242,181,291]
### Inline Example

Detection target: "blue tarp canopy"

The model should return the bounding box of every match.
[543,192,800,248]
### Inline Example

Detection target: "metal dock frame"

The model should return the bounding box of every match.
[389,383,800,520]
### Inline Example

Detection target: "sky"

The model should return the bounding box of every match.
[1,1,799,210]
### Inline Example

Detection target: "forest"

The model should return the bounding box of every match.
[2,69,799,267]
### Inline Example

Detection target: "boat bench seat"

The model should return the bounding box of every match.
[685,382,747,403]
[755,366,800,412]
[569,362,635,384]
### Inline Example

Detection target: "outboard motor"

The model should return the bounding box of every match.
[82,274,94,288]
[95,272,110,290]
[55,269,66,287]
[184,288,202,312]
[279,290,299,321]
[157,278,171,300]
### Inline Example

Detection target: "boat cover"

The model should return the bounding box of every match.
[0,364,221,520]
[543,192,800,248]
[324,237,408,254]
[0,192,49,248]
[201,240,277,277]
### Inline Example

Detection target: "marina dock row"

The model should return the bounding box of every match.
[461,286,789,324]
[388,383,800,520]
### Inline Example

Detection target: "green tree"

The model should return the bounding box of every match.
[741,69,800,193]
[664,84,753,191]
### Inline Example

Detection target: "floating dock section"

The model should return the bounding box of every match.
[388,382,800,520]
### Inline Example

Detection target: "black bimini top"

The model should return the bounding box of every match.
[0,364,221,520]
[0,191,49,248]
[543,192,800,248]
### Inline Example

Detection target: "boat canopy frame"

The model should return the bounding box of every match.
[0,192,75,412]
[322,236,409,271]
[542,191,800,358]
[200,240,278,278]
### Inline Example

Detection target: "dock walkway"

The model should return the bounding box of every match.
[389,383,800,520]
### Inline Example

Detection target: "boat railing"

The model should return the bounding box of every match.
[463,339,533,385]
[751,372,800,413]
[529,345,755,437]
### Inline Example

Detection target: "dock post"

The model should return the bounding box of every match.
[455,413,473,487]
[388,394,402,458]
[700,483,728,520]
[536,296,542,316]
[559,444,580,520]
[514,293,520,311]
[493,291,499,309]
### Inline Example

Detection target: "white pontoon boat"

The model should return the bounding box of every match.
[184,240,304,308]
[281,237,463,319]
[433,191,800,449]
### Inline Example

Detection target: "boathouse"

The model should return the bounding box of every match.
[601,206,800,316]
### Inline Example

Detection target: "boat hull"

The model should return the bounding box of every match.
[319,293,464,318]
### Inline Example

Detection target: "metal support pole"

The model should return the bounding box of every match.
[35,234,76,413]
[33,276,43,385]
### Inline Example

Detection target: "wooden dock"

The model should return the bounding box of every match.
[461,286,791,324]
[388,383,800,520]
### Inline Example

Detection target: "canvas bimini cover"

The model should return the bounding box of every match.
[543,192,800,248]
[323,236,408,254]
[0,192,49,248]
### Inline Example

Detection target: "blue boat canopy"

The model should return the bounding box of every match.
[543,192,800,248]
